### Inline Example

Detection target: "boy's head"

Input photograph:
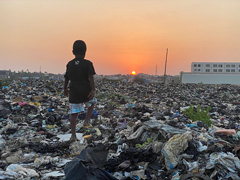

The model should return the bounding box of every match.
[72,40,87,57]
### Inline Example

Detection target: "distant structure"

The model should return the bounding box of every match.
[181,62,240,84]
[0,70,10,79]
[191,62,240,73]
[155,64,157,76]
[163,48,168,84]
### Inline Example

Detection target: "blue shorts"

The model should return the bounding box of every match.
[69,98,97,114]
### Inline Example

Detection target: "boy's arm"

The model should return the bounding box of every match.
[88,75,95,100]
[64,78,69,97]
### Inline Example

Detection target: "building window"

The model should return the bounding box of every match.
[226,65,230,68]
[198,64,201,67]
[226,69,230,72]
[198,69,201,71]
[206,64,210,67]
[231,65,235,68]
[231,69,235,72]
[206,69,210,72]
[194,64,197,67]
[213,69,217,72]
[218,69,223,72]
[213,64,217,67]
[218,64,223,68]
[194,69,197,72]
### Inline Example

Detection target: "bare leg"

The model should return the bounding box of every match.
[70,113,78,141]
[83,104,94,126]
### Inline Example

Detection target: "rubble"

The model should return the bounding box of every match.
[0,78,240,179]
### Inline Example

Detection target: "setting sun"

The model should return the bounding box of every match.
[131,71,136,75]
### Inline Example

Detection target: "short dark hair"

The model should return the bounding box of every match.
[72,40,87,55]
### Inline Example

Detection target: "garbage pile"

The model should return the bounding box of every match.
[0,78,240,180]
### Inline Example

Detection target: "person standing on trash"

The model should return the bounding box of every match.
[64,40,97,141]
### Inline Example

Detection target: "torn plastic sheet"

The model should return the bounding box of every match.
[182,159,199,172]
[0,171,18,180]
[130,169,146,180]
[64,144,117,180]
[34,156,53,168]
[159,123,188,134]
[144,119,186,133]
[206,152,240,173]
[201,132,231,144]
[178,154,194,161]
[43,171,65,178]
[57,159,72,167]
[143,120,188,139]
[143,120,163,129]
[197,141,208,152]
[6,164,39,177]
[171,171,180,180]
[127,126,146,140]
[64,159,118,180]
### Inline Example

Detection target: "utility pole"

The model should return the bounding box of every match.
[155,64,157,76]
[163,48,168,84]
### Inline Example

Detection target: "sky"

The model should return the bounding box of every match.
[0,0,240,75]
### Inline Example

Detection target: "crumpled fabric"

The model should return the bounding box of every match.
[127,126,146,140]
[6,164,39,177]
[162,131,192,170]
[206,152,240,173]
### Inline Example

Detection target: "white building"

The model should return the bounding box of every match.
[192,62,240,73]
[181,62,240,84]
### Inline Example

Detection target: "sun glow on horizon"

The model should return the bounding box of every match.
[131,71,136,75]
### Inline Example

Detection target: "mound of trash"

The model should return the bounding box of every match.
[0,78,240,180]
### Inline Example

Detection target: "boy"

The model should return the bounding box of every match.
[64,40,96,141]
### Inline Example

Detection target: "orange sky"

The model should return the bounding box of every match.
[0,0,240,75]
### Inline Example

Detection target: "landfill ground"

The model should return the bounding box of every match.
[0,78,240,180]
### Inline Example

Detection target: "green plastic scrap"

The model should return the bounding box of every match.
[135,138,152,148]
